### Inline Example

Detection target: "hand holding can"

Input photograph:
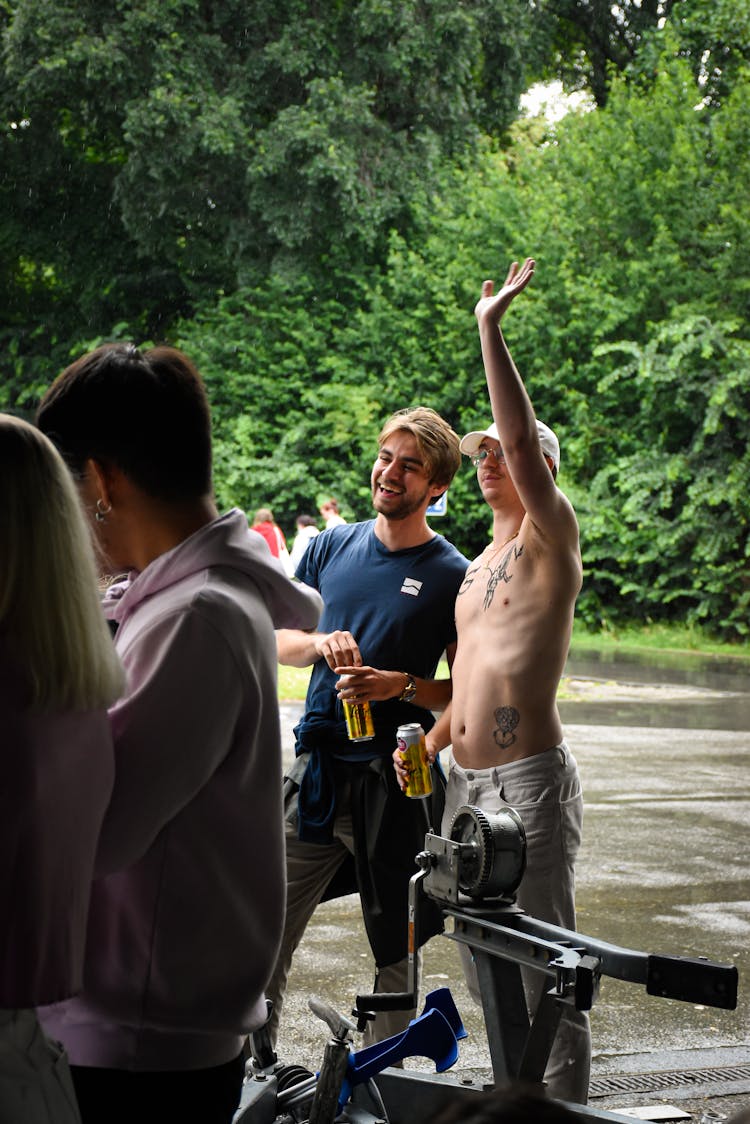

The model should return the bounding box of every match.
[397,723,432,798]
[339,675,375,742]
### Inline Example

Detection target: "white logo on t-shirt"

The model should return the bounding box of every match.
[401,578,423,597]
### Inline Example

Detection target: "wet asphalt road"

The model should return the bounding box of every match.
[272,650,750,1119]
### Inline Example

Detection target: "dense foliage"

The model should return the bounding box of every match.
[1,1,748,638]
[0,0,534,402]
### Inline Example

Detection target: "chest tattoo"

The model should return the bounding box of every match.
[494,705,520,749]
[458,542,524,610]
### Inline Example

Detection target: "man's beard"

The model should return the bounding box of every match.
[372,481,433,521]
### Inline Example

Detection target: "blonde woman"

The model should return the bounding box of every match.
[0,415,124,1124]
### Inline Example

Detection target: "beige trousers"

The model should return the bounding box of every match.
[264,780,415,1055]
[443,744,592,1104]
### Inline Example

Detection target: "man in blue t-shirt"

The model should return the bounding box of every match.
[266,406,469,1051]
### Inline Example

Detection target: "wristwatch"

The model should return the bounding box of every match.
[398,672,417,703]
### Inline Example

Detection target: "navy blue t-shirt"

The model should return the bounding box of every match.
[294,520,469,760]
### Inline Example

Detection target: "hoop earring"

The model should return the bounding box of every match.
[95,498,112,523]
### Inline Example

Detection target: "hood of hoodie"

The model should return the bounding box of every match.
[103,509,322,631]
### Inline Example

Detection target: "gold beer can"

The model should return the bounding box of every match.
[343,699,375,742]
[397,722,432,799]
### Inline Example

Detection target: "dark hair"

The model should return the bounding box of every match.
[296,514,317,527]
[429,1084,586,1124]
[36,343,213,503]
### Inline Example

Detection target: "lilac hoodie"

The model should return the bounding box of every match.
[39,509,322,1071]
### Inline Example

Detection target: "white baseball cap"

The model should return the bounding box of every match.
[459,419,560,472]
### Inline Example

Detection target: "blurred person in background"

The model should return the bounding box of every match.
[289,513,320,570]
[319,497,346,528]
[250,507,293,576]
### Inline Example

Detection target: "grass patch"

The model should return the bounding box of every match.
[278,664,313,701]
[571,620,750,662]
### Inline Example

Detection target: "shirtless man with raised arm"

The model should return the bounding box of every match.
[395,259,591,1103]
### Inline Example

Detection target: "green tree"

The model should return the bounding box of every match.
[173,47,750,637]
[578,317,750,637]
[2,0,535,290]
[635,0,750,110]
[176,274,383,527]
[533,0,679,106]
[530,0,750,110]
[0,0,538,408]
[4,3,749,638]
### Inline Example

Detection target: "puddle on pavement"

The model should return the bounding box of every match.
[559,696,750,730]
[562,648,750,730]
[566,648,749,693]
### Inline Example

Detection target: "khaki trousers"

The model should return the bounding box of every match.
[264,780,415,1054]
[443,744,592,1104]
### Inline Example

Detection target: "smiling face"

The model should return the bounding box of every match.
[371,429,443,522]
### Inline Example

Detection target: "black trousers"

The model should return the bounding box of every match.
[70,1050,245,1124]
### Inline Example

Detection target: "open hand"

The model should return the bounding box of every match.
[474,257,535,325]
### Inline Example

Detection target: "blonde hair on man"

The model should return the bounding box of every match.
[0,414,124,711]
[378,406,461,494]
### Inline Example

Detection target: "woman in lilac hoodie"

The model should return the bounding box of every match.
[35,345,322,1124]
[0,415,124,1124]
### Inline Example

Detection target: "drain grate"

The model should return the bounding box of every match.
[589,1064,750,1098]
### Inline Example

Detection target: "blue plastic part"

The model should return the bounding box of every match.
[337,988,466,1110]
[424,987,468,1042]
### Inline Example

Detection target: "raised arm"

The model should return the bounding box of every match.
[474,259,575,539]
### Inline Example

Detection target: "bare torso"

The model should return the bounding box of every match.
[449,516,582,769]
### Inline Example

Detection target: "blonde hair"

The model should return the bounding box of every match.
[378,407,461,488]
[0,414,125,711]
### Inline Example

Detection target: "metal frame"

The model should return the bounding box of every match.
[237,817,738,1124]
